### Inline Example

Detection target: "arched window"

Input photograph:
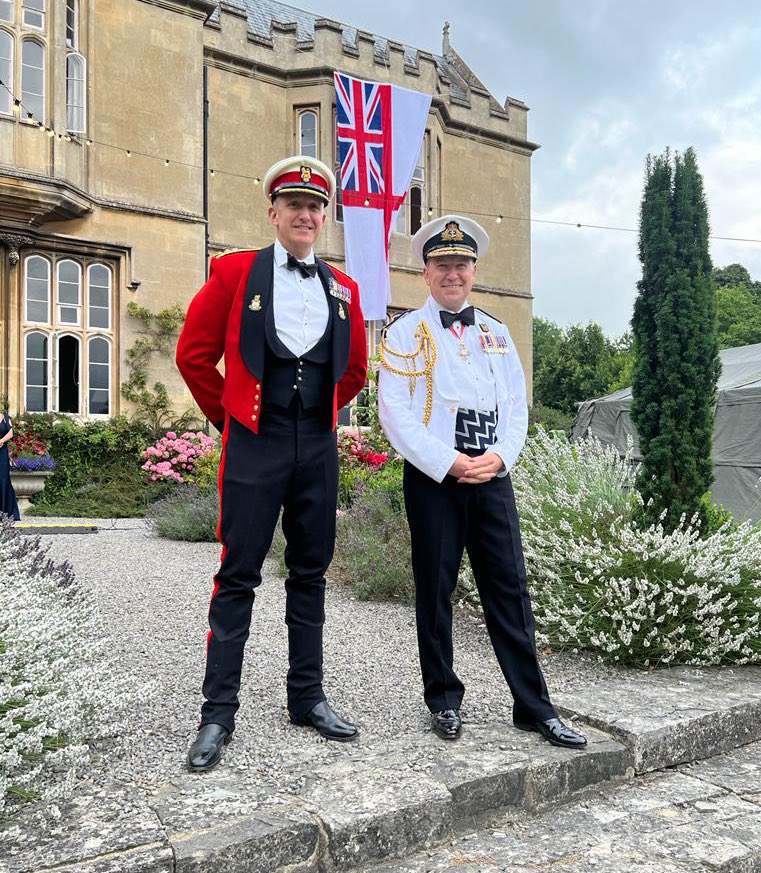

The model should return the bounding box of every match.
[22,0,44,30]
[21,39,44,121]
[57,259,81,325]
[299,110,317,158]
[0,30,12,115]
[57,333,80,413]
[66,52,85,132]
[25,331,48,412]
[0,1,14,24]
[25,255,50,323]
[88,336,110,415]
[65,0,78,48]
[88,263,111,329]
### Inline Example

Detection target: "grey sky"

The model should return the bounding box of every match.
[282,0,761,337]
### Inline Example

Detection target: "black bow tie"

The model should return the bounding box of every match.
[440,306,475,328]
[286,252,318,279]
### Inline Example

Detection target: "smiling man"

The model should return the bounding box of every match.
[176,155,367,771]
[378,215,586,751]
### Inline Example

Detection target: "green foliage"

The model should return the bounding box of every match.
[533,322,634,414]
[532,316,563,379]
[15,415,153,511]
[333,482,413,602]
[631,147,720,531]
[147,485,219,542]
[338,458,404,509]
[713,263,761,301]
[528,403,575,435]
[715,282,761,349]
[121,301,199,437]
[187,445,222,492]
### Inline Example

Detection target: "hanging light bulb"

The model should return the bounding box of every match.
[86,139,93,146]
[254,177,261,185]
[210,168,215,176]
[47,128,55,138]
[126,149,132,157]
[496,214,503,224]
[12,99,21,115]
[164,159,170,166]
[427,207,433,216]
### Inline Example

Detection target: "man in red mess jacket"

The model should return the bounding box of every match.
[176,155,367,771]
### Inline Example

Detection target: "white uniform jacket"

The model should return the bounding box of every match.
[378,296,529,483]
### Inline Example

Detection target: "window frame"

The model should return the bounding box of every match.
[87,335,111,417]
[65,0,77,48]
[21,0,44,31]
[65,51,86,133]
[297,107,319,159]
[20,37,44,122]
[24,254,51,324]
[24,329,50,413]
[56,258,82,327]
[87,263,112,330]
[0,0,14,25]
[0,28,12,116]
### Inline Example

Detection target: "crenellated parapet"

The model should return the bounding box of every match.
[205,0,537,152]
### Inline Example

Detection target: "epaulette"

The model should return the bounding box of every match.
[213,248,258,260]
[382,309,412,335]
[474,306,504,325]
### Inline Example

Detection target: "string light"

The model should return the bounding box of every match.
[0,76,759,245]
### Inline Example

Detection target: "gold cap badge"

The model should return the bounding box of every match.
[441,221,465,242]
[300,166,312,183]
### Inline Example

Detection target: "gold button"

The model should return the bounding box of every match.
[251,414,258,421]
[253,404,259,411]
[449,406,456,413]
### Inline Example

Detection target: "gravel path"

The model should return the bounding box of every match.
[36,518,626,799]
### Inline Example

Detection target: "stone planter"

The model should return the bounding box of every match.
[10,470,53,512]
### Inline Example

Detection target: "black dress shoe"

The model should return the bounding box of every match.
[431,709,462,740]
[289,700,358,742]
[514,717,587,749]
[187,723,232,772]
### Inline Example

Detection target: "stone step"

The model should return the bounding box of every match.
[7,665,761,873]
[361,740,761,873]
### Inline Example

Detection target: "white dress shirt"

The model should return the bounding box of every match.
[432,299,497,412]
[273,239,329,356]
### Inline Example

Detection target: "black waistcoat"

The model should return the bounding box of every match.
[263,284,334,410]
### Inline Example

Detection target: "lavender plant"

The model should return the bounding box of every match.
[508,428,761,668]
[0,517,132,813]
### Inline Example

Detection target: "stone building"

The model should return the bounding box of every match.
[0,0,538,422]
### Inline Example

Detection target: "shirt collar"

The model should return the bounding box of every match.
[274,238,316,267]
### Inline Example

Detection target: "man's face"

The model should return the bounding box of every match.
[423,255,478,311]
[268,193,327,253]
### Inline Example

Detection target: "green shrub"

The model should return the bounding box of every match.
[333,485,413,602]
[528,403,575,436]
[147,485,219,542]
[187,445,222,492]
[338,458,404,509]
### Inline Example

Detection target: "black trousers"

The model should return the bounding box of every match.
[403,460,556,723]
[200,404,338,732]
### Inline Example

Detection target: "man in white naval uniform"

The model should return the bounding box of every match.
[378,215,586,749]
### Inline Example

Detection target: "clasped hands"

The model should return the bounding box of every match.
[448,451,504,484]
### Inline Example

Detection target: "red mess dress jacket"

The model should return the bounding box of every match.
[176,245,368,433]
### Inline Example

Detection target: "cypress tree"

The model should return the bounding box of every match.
[630,148,719,530]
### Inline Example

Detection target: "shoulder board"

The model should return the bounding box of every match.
[213,248,258,260]
[381,309,413,334]
[474,307,505,325]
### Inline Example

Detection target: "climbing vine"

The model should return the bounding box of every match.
[121,301,199,436]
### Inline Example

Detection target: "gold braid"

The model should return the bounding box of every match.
[379,320,437,426]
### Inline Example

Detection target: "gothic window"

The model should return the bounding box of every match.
[0,30,12,115]
[57,334,81,413]
[299,109,318,158]
[21,38,43,120]
[25,254,50,323]
[25,331,48,412]
[0,1,13,23]
[65,0,77,48]
[88,264,111,329]
[88,337,110,415]
[57,259,81,325]
[66,52,85,132]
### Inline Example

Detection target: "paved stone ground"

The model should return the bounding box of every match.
[2,520,761,873]
[363,741,761,873]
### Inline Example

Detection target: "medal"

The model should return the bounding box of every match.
[249,295,261,311]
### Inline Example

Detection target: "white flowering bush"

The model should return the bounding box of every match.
[503,428,761,668]
[0,517,132,813]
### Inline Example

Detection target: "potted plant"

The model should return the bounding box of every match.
[9,428,56,511]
